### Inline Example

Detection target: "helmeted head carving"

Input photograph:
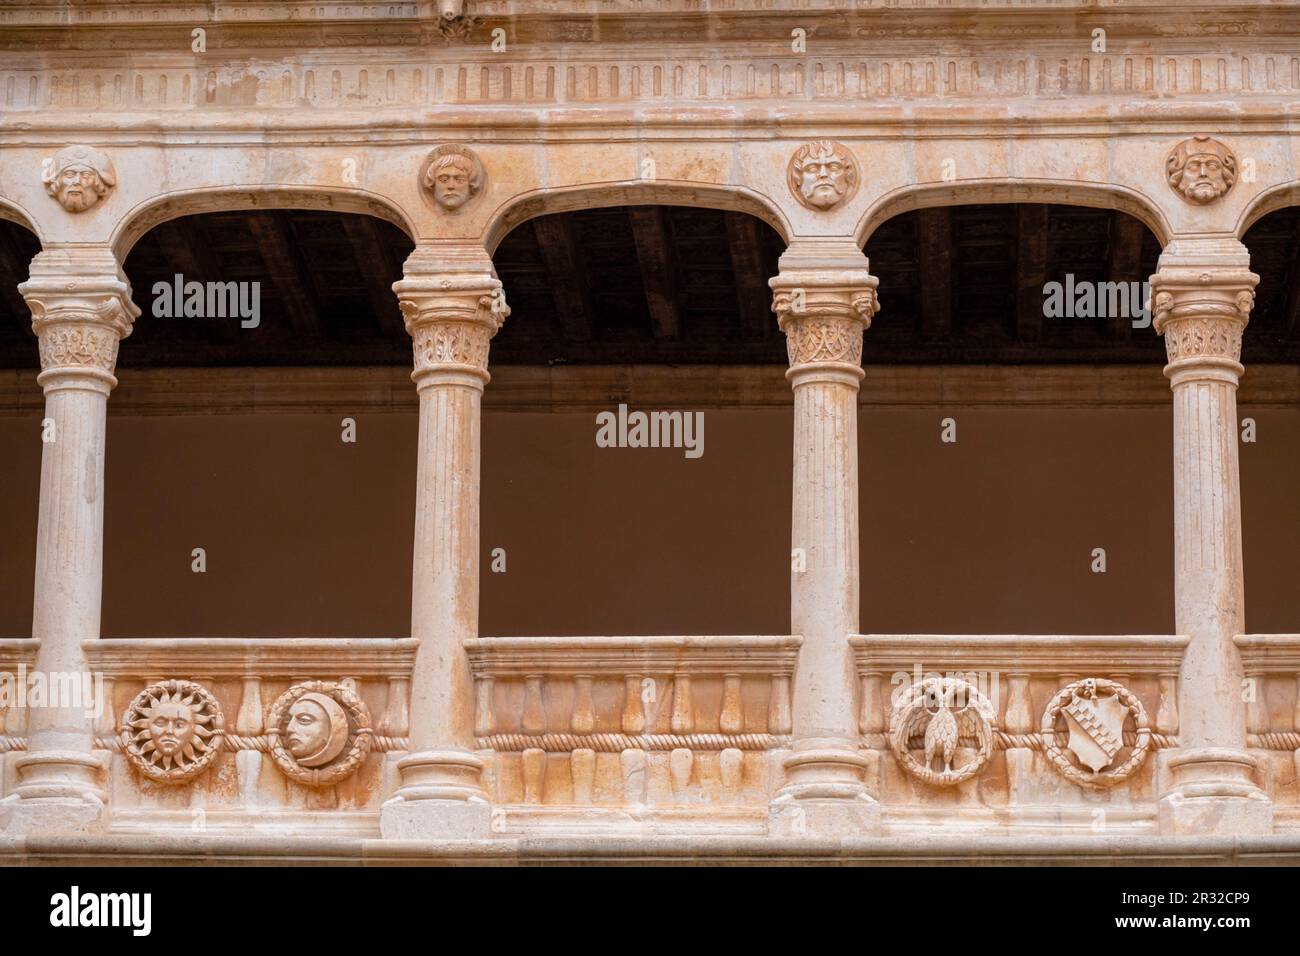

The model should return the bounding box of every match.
[422,145,484,211]
[1166,136,1237,205]
[788,141,859,211]
[42,145,117,212]
[286,691,350,768]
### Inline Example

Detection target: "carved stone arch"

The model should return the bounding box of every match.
[1235,181,1300,239]
[483,180,792,255]
[855,179,1172,248]
[110,184,417,260]
[0,197,45,246]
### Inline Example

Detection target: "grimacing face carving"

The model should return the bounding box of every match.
[42,146,116,212]
[423,147,483,211]
[1166,136,1237,205]
[788,141,858,211]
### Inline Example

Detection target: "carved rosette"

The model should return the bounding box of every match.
[1041,678,1151,789]
[1150,268,1257,376]
[121,679,225,785]
[395,273,509,383]
[266,680,373,787]
[889,676,997,788]
[770,271,879,374]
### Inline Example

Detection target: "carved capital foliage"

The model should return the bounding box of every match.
[395,270,509,376]
[37,323,120,373]
[1151,267,1256,368]
[770,269,878,370]
[21,255,138,377]
[412,319,494,372]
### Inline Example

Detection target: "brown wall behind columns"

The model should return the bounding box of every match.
[860,407,1175,634]
[100,413,416,637]
[480,409,791,636]
[0,402,1295,639]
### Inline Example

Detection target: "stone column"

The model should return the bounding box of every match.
[1151,239,1272,836]
[2,247,138,835]
[380,244,507,840]
[767,240,881,836]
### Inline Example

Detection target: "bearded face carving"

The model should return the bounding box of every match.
[42,145,117,213]
[422,145,484,211]
[1166,136,1237,205]
[788,141,859,211]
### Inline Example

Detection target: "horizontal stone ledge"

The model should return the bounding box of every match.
[4,832,1300,866]
[851,633,1189,675]
[0,638,40,670]
[465,634,801,676]
[1234,634,1300,672]
[2,364,1297,414]
[82,637,418,679]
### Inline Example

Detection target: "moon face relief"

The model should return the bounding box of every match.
[268,680,372,786]
[122,679,224,784]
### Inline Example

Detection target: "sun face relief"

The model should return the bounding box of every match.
[1166,135,1237,205]
[122,680,224,784]
[788,140,859,211]
[42,145,117,213]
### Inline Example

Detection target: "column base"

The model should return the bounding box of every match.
[1,750,109,836]
[1157,747,1273,837]
[768,746,881,837]
[379,749,493,840]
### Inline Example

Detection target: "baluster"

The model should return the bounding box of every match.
[769,672,792,735]
[1157,672,1179,735]
[474,676,494,738]
[571,748,595,805]
[572,674,595,734]
[670,673,693,734]
[522,674,546,735]
[622,674,645,734]
[382,676,410,738]
[859,671,884,736]
[522,747,545,804]
[719,674,743,734]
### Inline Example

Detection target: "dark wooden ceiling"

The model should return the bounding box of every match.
[0,203,1297,369]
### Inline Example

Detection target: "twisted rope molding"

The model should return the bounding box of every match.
[8,731,1300,754]
[477,733,788,752]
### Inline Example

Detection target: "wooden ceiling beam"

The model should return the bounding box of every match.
[917,207,953,341]
[1106,212,1146,342]
[627,206,682,341]
[341,214,408,339]
[531,215,594,341]
[245,211,319,337]
[1015,204,1049,343]
[723,211,776,340]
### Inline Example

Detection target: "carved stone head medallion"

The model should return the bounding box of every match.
[122,679,224,784]
[1166,136,1237,205]
[267,680,372,786]
[422,145,484,212]
[42,145,117,213]
[787,141,859,211]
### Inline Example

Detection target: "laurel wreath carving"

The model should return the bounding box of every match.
[266,680,373,787]
[889,676,997,787]
[1040,678,1151,789]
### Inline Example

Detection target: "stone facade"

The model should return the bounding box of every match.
[0,0,1298,863]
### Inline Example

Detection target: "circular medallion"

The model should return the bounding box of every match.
[267,680,373,786]
[1041,678,1151,789]
[890,676,996,787]
[122,679,224,784]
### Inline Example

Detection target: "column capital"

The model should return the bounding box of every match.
[19,246,139,393]
[769,243,879,382]
[393,244,509,387]
[1150,264,1257,385]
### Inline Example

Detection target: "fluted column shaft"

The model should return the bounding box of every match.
[768,241,880,833]
[1152,243,1272,835]
[10,247,137,825]
[381,245,507,838]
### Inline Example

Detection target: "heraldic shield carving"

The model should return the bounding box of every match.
[890,676,997,787]
[1041,678,1151,789]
